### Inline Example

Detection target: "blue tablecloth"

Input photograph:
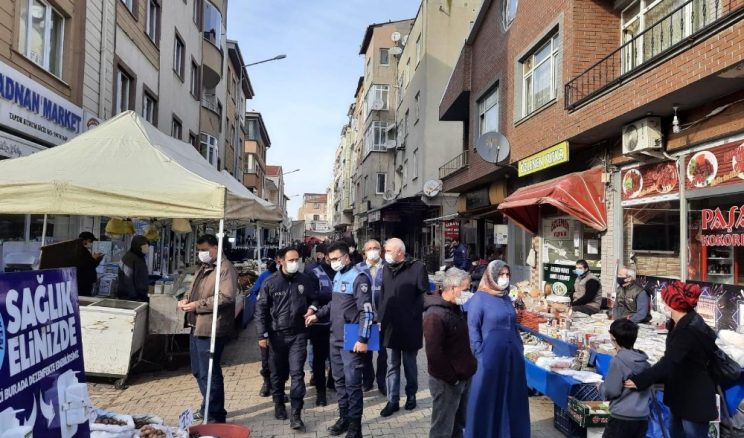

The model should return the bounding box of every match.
[524,359,590,410]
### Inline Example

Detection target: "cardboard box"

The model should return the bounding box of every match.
[568,397,610,428]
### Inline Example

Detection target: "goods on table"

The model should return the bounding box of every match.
[137,425,167,438]
[91,407,189,438]
[568,398,610,428]
[717,330,744,366]
[132,415,164,429]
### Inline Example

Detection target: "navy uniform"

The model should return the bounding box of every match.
[304,261,335,404]
[255,269,318,425]
[316,264,374,437]
[357,260,388,394]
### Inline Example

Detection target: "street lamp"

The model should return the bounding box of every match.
[245,54,287,67]
[283,168,300,175]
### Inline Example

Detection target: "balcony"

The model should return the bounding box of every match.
[565,0,744,110]
[202,39,223,88]
[439,150,469,179]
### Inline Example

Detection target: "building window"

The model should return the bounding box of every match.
[121,0,134,13]
[478,86,499,134]
[115,67,133,114]
[200,133,218,166]
[412,149,418,179]
[146,0,160,43]
[415,34,422,64]
[217,101,223,130]
[174,33,185,79]
[247,119,258,140]
[376,173,387,194]
[380,48,389,65]
[171,116,182,139]
[503,0,518,30]
[314,203,320,209]
[142,91,157,124]
[364,121,389,154]
[190,60,200,97]
[414,92,420,122]
[313,214,320,221]
[189,132,198,148]
[232,76,238,100]
[192,0,201,26]
[364,84,389,115]
[202,0,222,47]
[18,0,65,78]
[521,32,560,117]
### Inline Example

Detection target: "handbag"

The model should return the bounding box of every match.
[711,347,742,384]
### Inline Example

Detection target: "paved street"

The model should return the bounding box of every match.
[89,321,563,437]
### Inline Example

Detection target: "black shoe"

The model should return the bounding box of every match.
[309,374,316,387]
[405,396,417,410]
[290,409,305,431]
[362,382,374,392]
[259,379,270,397]
[380,402,399,417]
[327,417,349,436]
[316,393,327,407]
[345,419,362,438]
[274,403,287,420]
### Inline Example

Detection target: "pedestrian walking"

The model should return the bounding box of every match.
[255,246,319,431]
[249,258,278,397]
[178,234,237,423]
[625,281,717,438]
[304,243,335,406]
[423,268,476,438]
[357,239,388,395]
[465,260,530,438]
[306,241,374,438]
[451,239,468,270]
[378,238,428,416]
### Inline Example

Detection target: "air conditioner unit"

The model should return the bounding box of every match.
[622,117,662,155]
[384,140,397,149]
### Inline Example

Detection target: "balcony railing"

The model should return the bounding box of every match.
[439,150,469,179]
[201,95,221,115]
[565,0,742,110]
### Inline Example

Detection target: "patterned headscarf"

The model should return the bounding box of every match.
[661,280,701,312]
[477,260,510,297]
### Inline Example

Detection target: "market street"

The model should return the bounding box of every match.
[88,321,562,438]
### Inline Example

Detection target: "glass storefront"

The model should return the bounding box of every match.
[541,216,601,269]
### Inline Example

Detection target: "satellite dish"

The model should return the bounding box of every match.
[391,32,401,42]
[371,100,385,111]
[383,189,396,201]
[474,131,511,164]
[389,47,403,56]
[423,180,443,198]
[401,35,409,46]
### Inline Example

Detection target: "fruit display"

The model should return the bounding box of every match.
[95,416,127,426]
[139,425,167,438]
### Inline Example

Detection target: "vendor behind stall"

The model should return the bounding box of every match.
[571,259,602,315]
[77,231,104,296]
[612,268,651,324]
[117,235,150,301]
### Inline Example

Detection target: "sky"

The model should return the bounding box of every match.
[227,1,420,219]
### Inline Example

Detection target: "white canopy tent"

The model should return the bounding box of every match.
[0,111,277,422]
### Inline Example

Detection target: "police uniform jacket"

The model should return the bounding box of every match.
[255,270,319,338]
[316,263,374,347]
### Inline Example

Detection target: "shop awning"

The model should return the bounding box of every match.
[497,167,607,233]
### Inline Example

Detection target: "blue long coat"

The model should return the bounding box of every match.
[465,291,530,438]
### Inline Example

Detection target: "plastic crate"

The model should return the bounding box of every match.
[554,403,587,438]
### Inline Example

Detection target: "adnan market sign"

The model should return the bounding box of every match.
[701,206,744,246]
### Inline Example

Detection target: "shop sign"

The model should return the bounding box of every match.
[517,141,569,177]
[620,161,678,203]
[700,206,744,246]
[494,224,508,245]
[684,139,744,191]
[0,268,89,437]
[444,221,460,240]
[465,187,490,210]
[542,263,600,297]
[0,61,83,146]
[382,211,401,222]
[0,130,46,159]
[368,211,381,223]
[547,218,571,239]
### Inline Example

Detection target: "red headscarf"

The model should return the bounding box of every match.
[661,281,701,312]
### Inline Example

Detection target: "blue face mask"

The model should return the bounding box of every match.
[574,268,585,277]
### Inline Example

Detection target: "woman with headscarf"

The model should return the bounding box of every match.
[117,235,151,301]
[464,260,530,438]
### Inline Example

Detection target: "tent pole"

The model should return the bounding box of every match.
[257,223,262,274]
[203,218,225,424]
[41,214,48,247]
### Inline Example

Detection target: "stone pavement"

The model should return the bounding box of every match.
[89,321,563,437]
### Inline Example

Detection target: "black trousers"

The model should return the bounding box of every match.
[309,324,331,395]
[362,348,387,391]
[603,417,648,438]
[269,332,308,409]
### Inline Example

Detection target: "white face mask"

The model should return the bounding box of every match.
[331,260,344,272]
[384,252,396,264]
[285,261,299,274]
[660,304,672,318]
[141,244,150,254]
[366,249,380,262]
[198,250,212,264]
[497,277,510,289]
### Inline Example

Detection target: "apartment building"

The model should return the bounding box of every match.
[331,116,356,230]
[351,19,414,243]
[298,193,331,235]
[243,111,271,197]
[438,0,744,291]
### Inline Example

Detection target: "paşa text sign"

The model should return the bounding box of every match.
[701,206,744,246]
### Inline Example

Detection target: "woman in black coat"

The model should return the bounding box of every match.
[625,281,717,438]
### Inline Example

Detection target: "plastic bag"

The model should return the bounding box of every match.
[144,224,160,242]
[172,218,192,234]
[89,408,135,437]
[647,390,670,438]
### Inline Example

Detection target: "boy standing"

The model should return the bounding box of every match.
[601,319,652,438]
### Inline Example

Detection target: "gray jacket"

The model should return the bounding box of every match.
[601,349,652,420]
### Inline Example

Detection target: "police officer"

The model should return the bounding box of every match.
[304,243,335,406]
[357,239,387,395]
[255,247,318,432]
[306,241,373,438]
[249,258,278,397]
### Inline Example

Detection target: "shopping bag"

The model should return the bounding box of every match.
[344,323,380,352]
[647,389,671,438]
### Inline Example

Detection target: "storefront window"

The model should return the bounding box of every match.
[0,215,27,241]
[623,202,681,279]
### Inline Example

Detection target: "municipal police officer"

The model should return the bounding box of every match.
[303,243,335,406]
[255,247,318,432]
[306,241,374,438]
[357,239,387,395]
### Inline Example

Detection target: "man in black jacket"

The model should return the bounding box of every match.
[423,267,477,438]
[255,246,318,431]
[76,231,104,296]
[378,238,428,416]
[117,235,150,301]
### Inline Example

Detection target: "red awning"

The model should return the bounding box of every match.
[497,167,607,234]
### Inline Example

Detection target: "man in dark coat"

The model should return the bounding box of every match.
[76,231,104,296]
[117,235,150,301]
[378,238,428,417]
